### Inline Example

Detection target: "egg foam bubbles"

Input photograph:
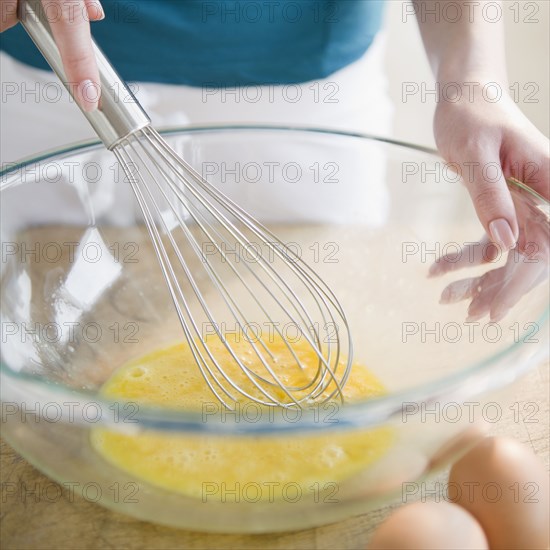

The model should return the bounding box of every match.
[91,335,392,501]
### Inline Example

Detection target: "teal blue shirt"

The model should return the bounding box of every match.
[1,0,385,86]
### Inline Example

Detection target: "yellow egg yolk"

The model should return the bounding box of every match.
[91,335,392,501]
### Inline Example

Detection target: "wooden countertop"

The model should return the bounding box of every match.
[2,362,548,550]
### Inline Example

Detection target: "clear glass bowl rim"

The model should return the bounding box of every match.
[1,124,548,434]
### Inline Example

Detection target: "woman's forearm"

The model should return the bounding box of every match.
[413,0,508,85]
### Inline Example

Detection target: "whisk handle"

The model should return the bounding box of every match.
[18,0,151,149]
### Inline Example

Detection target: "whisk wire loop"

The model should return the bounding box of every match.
[113,127,353,408]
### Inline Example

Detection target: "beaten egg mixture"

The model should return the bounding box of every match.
[91,335,392,500]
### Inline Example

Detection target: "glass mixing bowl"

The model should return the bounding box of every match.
[1,126,548,533]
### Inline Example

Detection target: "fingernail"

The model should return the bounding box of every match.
[489,219,516,251]
[92,1,105,20]
[77,80,99,112]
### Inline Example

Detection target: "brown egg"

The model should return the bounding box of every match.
[367,501,489,549]
[448,436,550,549]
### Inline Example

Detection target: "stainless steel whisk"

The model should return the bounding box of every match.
[20,0,353,408]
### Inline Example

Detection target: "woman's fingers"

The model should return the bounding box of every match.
[503,124,550,201]
[466,269,505,321]
[439,252,548,322]
[41,0,101,111]
[431,97,549,320]
[429,235,501,277]
[491,260,547,321]
[2,0,103,109]
[460,145,519,251]
[439,276,481,304]
[439,268,504,321]
[83,0,104,21]
[0,0,19,31]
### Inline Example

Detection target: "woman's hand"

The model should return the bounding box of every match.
[431,215,549,322]
[434,81,549,250]
[0,0,104,111]
[431,83,549,320]
[413,1,549,320]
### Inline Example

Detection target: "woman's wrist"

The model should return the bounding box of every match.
[436,68,508,89]
[434,70,512,107]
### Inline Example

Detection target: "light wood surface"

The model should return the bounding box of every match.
[2,362,547,550]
